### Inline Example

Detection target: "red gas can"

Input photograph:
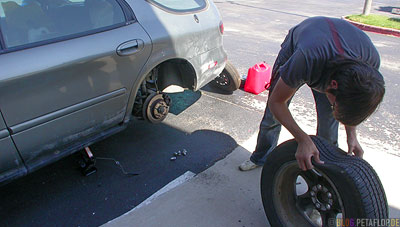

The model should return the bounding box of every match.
[244,62,272,95]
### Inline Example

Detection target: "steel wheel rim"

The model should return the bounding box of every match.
[214,71,230,86]
[272,161,345,227]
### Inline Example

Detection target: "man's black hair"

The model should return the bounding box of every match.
[327,58,385,126]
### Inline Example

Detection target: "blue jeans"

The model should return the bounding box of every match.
[249,61,338,166]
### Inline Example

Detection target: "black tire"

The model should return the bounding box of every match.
[261,136,388,227]
[210,60,241,92]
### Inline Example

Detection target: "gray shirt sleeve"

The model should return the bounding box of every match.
[278,49,311,89]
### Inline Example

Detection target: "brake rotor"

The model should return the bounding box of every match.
[142,93,170,123]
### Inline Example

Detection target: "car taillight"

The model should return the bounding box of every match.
[219,21,224,35]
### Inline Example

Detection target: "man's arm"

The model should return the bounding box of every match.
[345,125,364,158]
[269,78,324,170]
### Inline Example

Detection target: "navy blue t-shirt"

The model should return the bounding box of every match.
[278,17,380,92]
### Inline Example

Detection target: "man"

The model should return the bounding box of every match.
[239,16,385,171]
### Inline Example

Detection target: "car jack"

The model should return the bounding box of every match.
[79,147,97,176]
[78,147,139,177]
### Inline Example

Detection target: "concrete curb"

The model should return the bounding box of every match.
[342,16,400,37]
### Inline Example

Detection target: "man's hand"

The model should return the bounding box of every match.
[268,78,324,171]
[347,132,364,158]
[295,136,324,171]
[345,125,364,158]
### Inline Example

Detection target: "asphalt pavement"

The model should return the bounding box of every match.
[105,0,400,225]
[1,0,400,226]
[0,88,251,226]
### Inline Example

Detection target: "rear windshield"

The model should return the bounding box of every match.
[147,0,207,13]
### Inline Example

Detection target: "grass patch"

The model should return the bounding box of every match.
[346,14,400,30]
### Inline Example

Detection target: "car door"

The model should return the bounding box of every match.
[0,0,151,172]
[0,110,26,184]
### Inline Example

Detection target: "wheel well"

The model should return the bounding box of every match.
[156,59,196,92]
[131,59,196,118]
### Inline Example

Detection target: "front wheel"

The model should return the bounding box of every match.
[210,60,241,92]
[261,136,388,227]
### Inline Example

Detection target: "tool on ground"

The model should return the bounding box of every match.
[79,147,97,176]
[170,149,188,161]
[79,147,139,176]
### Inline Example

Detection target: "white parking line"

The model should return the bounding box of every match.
[104,171,196,225]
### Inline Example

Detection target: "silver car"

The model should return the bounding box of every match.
[0,0,227,184]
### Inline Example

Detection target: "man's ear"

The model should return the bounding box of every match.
[330,80,338,90]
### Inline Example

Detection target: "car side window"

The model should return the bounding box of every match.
[0,0,126,49]
[147,0,207,13]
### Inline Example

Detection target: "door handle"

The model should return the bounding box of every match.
[117,39,144,56]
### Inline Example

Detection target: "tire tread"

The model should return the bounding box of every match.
[311,136,388,219]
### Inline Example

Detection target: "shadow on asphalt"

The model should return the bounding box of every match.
[0,119,238,227]
[201,83,234,95]
[377,6,399,14]
[201,79,248,95]
[168,90,202,115]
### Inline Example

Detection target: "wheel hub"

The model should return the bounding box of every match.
[152,100,168,119]
[215,73,229,86]
[142,93,171,123]
[310,184,333,211]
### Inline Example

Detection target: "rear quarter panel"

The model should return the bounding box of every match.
[127,0,227,90]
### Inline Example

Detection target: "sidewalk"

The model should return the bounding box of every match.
[104,128,400,227]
